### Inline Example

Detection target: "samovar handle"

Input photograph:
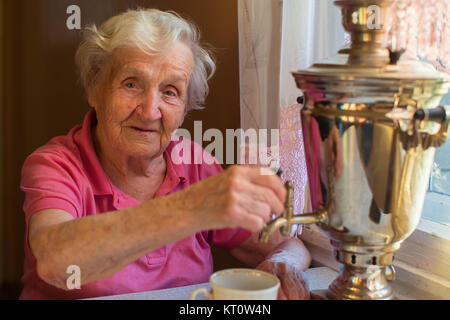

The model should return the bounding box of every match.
[386,105,450,123]
[413,106,450,123]
[387,105,450,149]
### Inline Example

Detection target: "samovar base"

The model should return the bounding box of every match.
[325,263,394,300]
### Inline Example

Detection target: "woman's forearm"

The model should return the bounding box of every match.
[31,193,200,290]
[31,165,288,290]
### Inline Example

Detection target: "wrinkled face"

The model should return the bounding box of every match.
[89,42,194,161]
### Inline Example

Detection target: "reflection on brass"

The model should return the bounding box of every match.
[260,0,450,300]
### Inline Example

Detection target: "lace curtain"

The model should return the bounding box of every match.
[238,0,346,131]
[386,0,449,74]
[237,0,346,233]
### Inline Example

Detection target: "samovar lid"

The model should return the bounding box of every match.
[294,52,450,82]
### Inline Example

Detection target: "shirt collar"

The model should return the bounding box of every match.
[158,138,188,197]
[73,110,113,196]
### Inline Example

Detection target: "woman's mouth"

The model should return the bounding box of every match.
[130,126,158,134]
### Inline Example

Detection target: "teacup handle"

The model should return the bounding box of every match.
[190,287,213,300]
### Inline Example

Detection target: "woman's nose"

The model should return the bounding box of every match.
[136,91,162,120]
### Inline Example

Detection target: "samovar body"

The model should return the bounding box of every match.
[298,73,448,299]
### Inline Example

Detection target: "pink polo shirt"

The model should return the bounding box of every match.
[19,110,250,300]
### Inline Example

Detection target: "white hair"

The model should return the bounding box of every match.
[75,8,216,112]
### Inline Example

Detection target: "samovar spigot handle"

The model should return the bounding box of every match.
[259,181,293,242]
[259,180,329,243]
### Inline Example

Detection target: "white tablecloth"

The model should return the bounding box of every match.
[88,267,338,300]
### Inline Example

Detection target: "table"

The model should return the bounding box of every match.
[88,267,338,300]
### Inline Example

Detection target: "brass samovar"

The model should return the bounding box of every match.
[260,0,450,300]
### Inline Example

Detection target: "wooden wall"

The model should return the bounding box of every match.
[1,0,241,299]
[0,0,4,299]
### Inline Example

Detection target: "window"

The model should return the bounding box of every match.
[423,92,450,227]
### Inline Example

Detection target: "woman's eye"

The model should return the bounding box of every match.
[125,82,137,89]
[164,90,177,97]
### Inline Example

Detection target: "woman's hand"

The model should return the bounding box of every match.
[256,238,311,300]
[177,165,287,233]
[257,258,310,300]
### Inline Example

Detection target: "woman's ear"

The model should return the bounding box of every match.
[87,96,94,109]
[87,86,98,109]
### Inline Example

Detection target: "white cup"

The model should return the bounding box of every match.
[190,268,280,300]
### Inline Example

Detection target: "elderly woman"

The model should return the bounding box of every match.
[19,9,311,300]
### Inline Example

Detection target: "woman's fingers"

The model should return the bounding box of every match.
[234,210,266,233]
[239,196,271,221]
[186,165,286,232]
[256,260,311,300]
[246,167,287,204]
[237,179,285,217]
[228,165,286,203]
[225,166,285,223]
